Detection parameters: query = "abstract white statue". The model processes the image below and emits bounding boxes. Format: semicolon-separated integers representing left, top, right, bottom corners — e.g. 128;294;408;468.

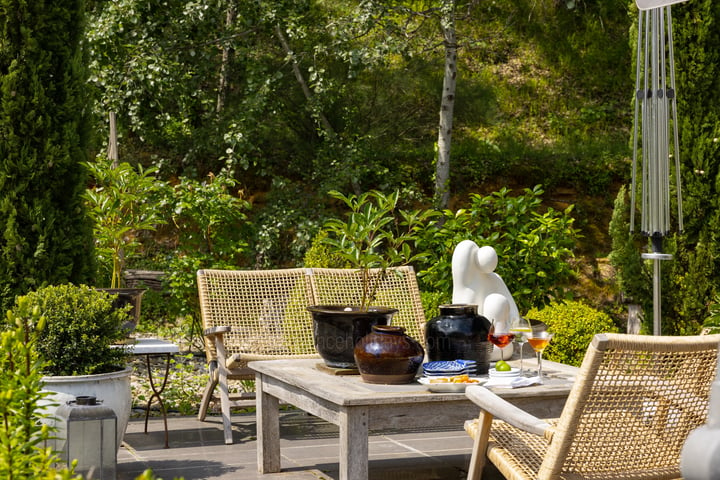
451;240;520;360
451;240;520;327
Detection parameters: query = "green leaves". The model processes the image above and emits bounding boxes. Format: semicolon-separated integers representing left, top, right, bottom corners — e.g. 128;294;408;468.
84;158;166;288
416;185;579;312
322;190;437;309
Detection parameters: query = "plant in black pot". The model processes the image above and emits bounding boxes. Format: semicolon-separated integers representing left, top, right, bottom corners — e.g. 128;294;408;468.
84;157;166;331
7;283;133;453
308;190;435;369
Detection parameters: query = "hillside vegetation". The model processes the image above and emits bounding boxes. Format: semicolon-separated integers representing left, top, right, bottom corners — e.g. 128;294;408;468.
87;1;636;315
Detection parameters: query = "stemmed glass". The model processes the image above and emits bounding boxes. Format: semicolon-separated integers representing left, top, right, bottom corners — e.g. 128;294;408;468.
527;331;554;382
509;317;532;376
488;320;515;362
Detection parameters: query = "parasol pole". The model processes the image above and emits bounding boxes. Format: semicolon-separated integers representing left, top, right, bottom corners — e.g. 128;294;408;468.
631;0;686;335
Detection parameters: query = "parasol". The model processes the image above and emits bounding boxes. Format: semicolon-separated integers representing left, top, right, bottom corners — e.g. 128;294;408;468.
630;0;687;335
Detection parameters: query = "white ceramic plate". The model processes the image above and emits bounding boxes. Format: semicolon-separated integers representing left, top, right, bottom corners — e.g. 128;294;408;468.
488;367;521;377
418;376;487;393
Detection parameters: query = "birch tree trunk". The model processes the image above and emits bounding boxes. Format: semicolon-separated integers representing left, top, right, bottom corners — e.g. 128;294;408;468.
275;24;335;137
434;0;458;210
217;3;236;114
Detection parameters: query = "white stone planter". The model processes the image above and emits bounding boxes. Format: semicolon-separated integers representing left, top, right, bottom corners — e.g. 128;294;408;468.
39;366;133;453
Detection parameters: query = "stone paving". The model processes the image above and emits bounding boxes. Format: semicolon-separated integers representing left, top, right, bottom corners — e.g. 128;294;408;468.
117;410;503;480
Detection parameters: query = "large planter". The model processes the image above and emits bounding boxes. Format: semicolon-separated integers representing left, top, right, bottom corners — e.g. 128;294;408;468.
39;366;133;453
308;305;398;369
425;304;493;374
354;325;424;384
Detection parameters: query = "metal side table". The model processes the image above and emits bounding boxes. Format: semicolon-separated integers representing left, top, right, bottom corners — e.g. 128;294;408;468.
128;338;179;448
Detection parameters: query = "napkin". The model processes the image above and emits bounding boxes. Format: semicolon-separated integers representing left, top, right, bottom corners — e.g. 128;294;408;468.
485;375;542;388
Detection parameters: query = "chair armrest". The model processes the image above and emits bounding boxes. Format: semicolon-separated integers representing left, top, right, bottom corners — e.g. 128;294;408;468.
465;385;551;436
204;325;231;337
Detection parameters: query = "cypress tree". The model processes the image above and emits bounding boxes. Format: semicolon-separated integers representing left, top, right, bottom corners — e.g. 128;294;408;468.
675;0;720;243
670;0;720;333
0;0;96;312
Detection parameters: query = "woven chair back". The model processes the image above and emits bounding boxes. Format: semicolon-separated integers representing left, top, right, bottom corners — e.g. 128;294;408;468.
196;268;316;364
307;266;427;343
539;333;720;479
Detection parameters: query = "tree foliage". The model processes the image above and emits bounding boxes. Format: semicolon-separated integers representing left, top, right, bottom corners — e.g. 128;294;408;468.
0;0;96;312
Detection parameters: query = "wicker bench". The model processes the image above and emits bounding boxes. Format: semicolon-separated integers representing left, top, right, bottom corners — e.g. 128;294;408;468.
196;266;426;444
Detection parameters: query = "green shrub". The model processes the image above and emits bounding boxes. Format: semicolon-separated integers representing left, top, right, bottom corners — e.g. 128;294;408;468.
303;230;351;268
416;185;579;313
526;300;620;367
154;172;252;346
1;297;79;479
9;284;130;376
703;295;720;334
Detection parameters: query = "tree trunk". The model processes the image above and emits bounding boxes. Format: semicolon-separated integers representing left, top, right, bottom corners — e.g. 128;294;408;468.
434;0;458;210
275;24;335;137
217;4;236;114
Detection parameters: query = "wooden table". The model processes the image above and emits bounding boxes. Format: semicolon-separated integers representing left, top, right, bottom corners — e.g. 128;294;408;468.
250;358;578;480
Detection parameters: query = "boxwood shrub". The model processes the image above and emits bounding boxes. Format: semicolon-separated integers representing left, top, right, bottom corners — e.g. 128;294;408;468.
526;300;620;367
9;284;130;376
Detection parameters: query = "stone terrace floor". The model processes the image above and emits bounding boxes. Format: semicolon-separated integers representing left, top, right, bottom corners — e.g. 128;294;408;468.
117;410;506;480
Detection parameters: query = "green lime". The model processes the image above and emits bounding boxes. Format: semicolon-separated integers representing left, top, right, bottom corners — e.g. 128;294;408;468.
495;360;511;372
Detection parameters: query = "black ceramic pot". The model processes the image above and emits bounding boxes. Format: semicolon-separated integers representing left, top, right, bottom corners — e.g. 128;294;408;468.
425;304;492;374
354;325;425;384
308;305;397;369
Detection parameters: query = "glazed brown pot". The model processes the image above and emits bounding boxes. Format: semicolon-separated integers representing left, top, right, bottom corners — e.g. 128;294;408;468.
308;305;397;369
354;325;425;384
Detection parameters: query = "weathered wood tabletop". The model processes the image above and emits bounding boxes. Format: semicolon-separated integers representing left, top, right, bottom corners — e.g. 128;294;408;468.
250;358;578;480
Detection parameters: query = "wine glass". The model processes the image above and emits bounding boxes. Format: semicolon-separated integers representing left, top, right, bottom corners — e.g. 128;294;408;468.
488;320;515;362
527;331;554;382
509;317;532;375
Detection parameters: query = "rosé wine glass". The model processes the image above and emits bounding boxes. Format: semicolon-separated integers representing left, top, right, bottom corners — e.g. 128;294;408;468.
488;320;515;363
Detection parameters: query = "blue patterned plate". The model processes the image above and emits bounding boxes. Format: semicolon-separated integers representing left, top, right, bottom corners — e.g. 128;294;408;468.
422;360;476;375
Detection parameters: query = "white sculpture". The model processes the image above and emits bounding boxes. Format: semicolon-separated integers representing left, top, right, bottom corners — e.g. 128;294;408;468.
451;240;520;360
451;240;520;326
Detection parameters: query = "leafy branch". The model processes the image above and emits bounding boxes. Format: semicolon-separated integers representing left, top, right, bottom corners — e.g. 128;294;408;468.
322;190;437;309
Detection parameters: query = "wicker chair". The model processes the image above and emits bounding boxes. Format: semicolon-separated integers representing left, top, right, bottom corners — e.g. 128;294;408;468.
196;268;320;444
464;333;720;480
307;266;427;343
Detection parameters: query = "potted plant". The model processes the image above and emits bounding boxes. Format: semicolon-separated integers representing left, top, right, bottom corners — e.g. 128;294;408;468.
307;190;435;368
84;156;166;330
8;283;134;453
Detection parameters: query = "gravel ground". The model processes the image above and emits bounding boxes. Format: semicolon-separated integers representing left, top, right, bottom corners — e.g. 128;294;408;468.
128;350;214;418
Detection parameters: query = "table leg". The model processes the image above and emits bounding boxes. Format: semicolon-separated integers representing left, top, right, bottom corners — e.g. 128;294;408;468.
339;407;369;480
143;353;172;448
256;373;281;473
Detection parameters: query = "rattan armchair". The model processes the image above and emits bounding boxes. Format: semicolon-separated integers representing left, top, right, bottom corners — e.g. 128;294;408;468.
196;268;320;444
464;333;720;480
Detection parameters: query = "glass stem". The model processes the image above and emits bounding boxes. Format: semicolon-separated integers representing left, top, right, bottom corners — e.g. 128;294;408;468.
519;346;524;374
537;352;543;381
